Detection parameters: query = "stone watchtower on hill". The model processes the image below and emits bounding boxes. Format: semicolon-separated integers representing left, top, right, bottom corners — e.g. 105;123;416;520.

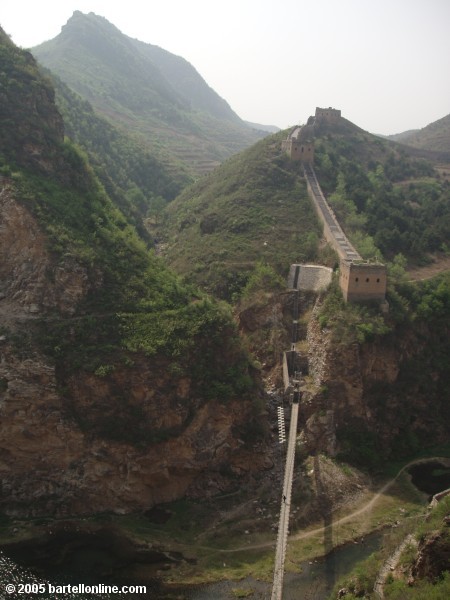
281;124;315;163
283;108;387;305
282;107;341;163
339;260;387;303
315;106;341;123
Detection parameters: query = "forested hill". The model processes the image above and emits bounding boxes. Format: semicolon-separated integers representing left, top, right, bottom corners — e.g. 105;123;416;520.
161;116;450;299
312;117;450;262
46;70;191;237
162;131;323;299
32;11;266;176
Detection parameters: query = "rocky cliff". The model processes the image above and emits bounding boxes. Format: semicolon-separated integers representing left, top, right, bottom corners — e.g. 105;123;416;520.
0;176;271;518
238;285;449;467
0;29;269;518
302;300;450;464
0;182;95;315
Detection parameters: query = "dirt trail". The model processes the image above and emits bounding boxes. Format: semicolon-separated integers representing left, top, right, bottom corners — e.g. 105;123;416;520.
208;457;449;554
407;254;450;281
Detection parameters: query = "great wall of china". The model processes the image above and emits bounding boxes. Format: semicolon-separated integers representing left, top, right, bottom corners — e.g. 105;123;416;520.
271;109;389;599
283;107;388;305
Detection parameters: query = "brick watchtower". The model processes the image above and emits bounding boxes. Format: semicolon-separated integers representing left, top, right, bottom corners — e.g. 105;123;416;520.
282;125;315;163
339;260;387;303
315;106;341;123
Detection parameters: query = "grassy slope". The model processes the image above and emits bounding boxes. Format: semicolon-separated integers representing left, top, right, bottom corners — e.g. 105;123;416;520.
162;131;325;299
329;494;450;599
162;117;450;300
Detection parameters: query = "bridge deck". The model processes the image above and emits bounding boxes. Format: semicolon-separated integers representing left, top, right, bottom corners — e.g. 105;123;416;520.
271;401;299;600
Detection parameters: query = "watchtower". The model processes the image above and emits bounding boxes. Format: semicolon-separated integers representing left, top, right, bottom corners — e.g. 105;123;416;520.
339;260;387;303
282;125;315;163
315;106;341;123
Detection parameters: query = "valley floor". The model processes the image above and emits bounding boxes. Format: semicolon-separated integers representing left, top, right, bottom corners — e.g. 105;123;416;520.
157;457;440;585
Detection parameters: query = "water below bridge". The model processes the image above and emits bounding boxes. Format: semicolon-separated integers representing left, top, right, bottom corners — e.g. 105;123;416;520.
0;529;382;600
1;464;448;599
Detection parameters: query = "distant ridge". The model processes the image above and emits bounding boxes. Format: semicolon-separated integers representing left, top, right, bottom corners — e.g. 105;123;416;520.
245;120;281;133
382;129;419;142
385;113;450;155
32;11;266;175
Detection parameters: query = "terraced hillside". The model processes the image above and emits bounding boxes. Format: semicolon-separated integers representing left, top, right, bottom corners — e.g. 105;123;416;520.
32;11;266;177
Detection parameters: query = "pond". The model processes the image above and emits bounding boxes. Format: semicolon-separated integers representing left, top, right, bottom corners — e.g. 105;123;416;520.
407;460;450;500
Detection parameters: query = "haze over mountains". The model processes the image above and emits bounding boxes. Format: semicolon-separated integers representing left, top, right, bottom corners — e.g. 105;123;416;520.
0;23;264;517
30;10;450;179
33;11;267;176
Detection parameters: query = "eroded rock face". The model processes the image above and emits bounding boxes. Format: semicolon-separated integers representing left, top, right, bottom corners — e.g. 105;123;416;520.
238;290;315;388
0;340;265;516
411;529;450;582
0;323;267;517
303;304;449;457
0;183;268;517
0;184;95;315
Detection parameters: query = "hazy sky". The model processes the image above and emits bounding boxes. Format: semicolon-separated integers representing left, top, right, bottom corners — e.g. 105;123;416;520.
2;0;449;134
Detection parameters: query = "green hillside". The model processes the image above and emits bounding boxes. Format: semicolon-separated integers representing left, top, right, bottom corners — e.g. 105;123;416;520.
312;118;450;262
32;11;265;176
2;26;449;597
162;131;324;299
128;36;242;123
331;495;450;599
161;117;450;299
0;26;256;407
47;70;192;237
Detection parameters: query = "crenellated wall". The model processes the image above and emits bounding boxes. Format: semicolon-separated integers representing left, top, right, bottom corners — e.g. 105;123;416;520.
283;108;386;303
303;164;387;303
303;164;361;262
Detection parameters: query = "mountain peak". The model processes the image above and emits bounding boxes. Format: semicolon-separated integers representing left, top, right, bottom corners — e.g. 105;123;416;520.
32;13;265;175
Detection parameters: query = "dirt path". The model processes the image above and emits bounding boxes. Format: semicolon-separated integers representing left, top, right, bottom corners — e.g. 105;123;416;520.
208;457;449;554
407;254;450;281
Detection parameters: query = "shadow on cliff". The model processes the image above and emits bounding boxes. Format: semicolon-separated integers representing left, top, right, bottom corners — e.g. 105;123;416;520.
313;452;336;592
